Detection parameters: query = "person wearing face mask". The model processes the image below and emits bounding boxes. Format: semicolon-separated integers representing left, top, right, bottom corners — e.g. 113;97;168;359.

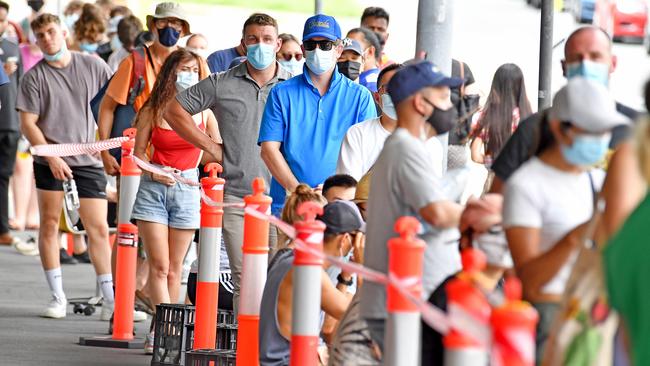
70;3;106;57
100;2;190;177
346;27;382;92
276;33;303;75
106;15;143;72
130;49;218;354
357;61;464;354
16;13;113;319
503;77;629;362
336;63;401;181
337;37;364;82
164;13;290;316
20;0;46;41
489;26;638;195
185;33;209;60
258;14;377;217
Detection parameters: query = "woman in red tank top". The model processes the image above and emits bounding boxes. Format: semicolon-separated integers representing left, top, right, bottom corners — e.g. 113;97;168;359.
130;49;220;330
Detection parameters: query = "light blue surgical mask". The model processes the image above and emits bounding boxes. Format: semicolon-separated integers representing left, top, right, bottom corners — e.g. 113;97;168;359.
566;60;610;87
246;43;276;70
279;58;304;75
380;93;397;120
305;48;335;75
64;13;80;32
176;71;199;91
43;40;67;62
110;36;122;52
79;41;99;54
560;132;611;167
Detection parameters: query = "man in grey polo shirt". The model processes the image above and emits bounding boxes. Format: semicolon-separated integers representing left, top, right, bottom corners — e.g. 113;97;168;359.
164;13;289;314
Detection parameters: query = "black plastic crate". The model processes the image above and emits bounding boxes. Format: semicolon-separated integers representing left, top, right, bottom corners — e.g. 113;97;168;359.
183;310;238;353
185;349;236;366
152;304;195;366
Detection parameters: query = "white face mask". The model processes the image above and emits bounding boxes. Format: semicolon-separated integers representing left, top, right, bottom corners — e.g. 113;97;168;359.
305;48;335;75
380;93;397;120
176;71;199;90
279;58;304;75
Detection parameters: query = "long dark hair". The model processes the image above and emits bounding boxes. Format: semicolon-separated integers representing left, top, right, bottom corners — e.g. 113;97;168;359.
141;49;207;125
473;63;532;158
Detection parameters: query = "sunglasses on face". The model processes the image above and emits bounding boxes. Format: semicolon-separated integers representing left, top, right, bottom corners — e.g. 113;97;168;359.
303;39;335;51
279;53;303;62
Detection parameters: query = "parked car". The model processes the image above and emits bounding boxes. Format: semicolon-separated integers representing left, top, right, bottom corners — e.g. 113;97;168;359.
566;0;597;23
594;0;648;42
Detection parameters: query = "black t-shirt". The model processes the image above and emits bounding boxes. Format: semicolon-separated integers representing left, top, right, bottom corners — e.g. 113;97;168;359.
491;102;639;182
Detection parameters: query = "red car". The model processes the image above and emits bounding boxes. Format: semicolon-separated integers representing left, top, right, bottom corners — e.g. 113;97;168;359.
594;0;648;41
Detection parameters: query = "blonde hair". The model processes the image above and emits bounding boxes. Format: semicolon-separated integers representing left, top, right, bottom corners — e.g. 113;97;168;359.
277;184;326;249
635;117;650;183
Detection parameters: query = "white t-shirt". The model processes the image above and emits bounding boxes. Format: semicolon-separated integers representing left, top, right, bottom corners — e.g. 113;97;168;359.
424;136;444;178
336;117;391;181
502;157;605;295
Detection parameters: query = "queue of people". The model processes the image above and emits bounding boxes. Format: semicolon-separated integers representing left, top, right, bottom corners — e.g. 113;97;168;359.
0;1;648;366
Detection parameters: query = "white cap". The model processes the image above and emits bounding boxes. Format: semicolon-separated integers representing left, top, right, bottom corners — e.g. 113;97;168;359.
549;77;630;133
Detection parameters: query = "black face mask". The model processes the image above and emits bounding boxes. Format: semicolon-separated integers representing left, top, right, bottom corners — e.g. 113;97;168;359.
28;0;45;12
337;61;362;81
424;98;458;134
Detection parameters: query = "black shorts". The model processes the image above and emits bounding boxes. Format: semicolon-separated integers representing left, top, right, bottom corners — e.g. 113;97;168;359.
33;162;107;199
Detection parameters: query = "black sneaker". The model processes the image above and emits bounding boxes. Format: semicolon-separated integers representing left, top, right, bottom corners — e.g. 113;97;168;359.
73;251;91;264
60;248;78;265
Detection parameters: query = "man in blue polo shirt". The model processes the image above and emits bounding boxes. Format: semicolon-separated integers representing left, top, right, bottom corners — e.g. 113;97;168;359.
258;14;377;215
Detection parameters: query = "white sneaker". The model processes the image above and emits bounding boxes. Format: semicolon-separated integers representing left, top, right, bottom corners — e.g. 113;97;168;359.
100;300;114;321
13;238;39;256
100;301;148;322
144;331;155;355
133;309;148;322
41;296;67;318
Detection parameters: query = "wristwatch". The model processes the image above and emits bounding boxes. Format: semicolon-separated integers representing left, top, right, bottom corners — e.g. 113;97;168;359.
337;273;353;286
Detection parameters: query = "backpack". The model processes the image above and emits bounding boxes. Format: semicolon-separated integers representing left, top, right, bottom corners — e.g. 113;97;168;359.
449;61;480;145
91;47;148;163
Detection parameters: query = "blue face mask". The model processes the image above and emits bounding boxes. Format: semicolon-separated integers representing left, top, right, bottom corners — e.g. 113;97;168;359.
64;13;79;31
246;43;276;70
176;71;199;91
110;36;122;51
566;60;609;86
158;26;180;47
560;132;611;167
380;93;397;120
305;48;335;75
43;40;67;62
79;41;99;54
279;58;304;75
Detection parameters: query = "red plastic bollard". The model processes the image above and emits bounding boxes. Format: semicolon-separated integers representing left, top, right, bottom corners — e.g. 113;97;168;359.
194;163;225;350
236;178;272;366
443;248;491;366
113;128;142;341
289;202;325;366
491;277;539;366
384;217;426;366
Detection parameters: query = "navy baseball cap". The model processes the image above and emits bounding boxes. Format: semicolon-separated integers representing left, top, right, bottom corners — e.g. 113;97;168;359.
388;61;463;106
341;38;363;55
303;14;341;42
318;200;366;235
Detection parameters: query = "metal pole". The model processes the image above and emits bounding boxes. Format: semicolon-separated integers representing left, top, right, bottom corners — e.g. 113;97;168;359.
416;0;454;172
315;0;323;14
538;0;554;110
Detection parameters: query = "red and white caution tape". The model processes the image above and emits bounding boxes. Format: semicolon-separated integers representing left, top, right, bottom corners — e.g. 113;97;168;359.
30;137;129;157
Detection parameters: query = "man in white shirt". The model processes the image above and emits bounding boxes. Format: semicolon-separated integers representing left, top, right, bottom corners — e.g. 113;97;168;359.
336;63;401;180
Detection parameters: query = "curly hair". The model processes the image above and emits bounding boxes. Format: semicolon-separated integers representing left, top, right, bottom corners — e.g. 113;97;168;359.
277;184;326;248
73;3;105;42
140;49;208;126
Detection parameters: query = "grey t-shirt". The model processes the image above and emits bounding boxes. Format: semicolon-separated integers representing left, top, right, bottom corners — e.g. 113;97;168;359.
176;62;291;198
16;52;111;167
358;128;446;320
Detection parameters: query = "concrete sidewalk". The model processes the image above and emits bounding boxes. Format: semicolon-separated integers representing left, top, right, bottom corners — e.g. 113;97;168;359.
0;232;151;366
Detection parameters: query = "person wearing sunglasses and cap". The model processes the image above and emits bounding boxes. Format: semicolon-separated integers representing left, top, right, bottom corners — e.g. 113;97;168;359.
258;14;377;217
276;33;303;75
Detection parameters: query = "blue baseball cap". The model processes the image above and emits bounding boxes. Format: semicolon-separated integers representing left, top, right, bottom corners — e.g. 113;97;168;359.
388;61;463;106
303;14;341;42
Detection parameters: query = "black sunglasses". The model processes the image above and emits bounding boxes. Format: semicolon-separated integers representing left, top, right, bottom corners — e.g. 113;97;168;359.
303;40;335;51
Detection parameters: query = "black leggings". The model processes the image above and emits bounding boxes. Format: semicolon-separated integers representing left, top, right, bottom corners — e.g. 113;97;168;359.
187;272;234;311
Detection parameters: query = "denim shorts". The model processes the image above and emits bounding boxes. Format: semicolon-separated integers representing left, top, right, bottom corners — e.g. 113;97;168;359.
131;168;200;229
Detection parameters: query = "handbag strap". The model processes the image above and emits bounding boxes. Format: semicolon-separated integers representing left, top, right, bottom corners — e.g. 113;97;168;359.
459;61;466;97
